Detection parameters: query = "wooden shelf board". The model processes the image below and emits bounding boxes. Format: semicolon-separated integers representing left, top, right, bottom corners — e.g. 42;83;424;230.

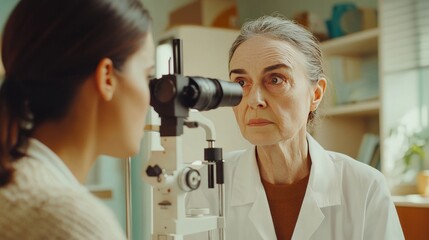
320;28;379;56
393;194;429;208
86;185;113;200
322;100;380;117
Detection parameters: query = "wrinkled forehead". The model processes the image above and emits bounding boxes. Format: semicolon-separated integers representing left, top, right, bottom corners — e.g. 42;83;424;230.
229;35;307;72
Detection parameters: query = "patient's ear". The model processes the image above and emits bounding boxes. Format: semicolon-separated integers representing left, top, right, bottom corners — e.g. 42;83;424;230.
94;58;117;101
310;78;327;111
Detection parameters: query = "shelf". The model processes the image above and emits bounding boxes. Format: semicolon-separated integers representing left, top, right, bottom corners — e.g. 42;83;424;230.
393;194;429;208
320;28;379;57
86;185;113;200
322;100;380;117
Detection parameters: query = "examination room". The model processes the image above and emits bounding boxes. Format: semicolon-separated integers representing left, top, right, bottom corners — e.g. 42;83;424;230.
0;0;428;239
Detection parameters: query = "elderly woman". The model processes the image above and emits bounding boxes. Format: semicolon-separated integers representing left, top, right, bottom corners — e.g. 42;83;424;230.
188;15;404;240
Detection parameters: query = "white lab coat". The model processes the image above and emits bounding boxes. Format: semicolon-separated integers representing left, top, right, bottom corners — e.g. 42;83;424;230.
186;134;404;240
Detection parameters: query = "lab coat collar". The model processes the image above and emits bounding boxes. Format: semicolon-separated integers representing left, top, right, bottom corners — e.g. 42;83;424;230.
248;185;278;240
229;142;277;239
230;133;342;239
305;133;342;208
230;133;342;207
291;134;343;239
230;145;260;206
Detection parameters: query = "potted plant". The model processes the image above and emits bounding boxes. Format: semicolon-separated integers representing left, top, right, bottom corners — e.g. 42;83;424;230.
400;129;429;196
387;125;429;195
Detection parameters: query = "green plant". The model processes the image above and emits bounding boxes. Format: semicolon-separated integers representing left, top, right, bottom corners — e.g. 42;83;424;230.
389;125;428;170
403;142;426;168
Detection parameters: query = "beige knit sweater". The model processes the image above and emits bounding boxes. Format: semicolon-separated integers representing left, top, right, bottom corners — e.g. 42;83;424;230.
0;139;126;240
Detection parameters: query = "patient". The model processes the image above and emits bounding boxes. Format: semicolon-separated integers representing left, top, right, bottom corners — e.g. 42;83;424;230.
0;0;154;239
187;15;404;240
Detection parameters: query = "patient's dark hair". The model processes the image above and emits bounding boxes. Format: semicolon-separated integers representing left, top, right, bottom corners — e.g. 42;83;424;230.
0;0;151;187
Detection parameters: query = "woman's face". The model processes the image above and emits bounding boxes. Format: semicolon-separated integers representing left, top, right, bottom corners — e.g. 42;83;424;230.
229;35;315;146
108;32;155;157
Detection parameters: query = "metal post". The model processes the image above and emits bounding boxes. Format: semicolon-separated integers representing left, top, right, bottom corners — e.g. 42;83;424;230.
218;184;225;240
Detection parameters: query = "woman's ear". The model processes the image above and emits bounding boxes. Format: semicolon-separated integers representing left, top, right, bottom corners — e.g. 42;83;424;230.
94;58;117;101
310;78;327;111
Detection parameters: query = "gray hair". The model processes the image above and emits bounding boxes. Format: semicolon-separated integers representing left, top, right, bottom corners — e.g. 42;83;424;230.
229;15;325;82
229;15;326;127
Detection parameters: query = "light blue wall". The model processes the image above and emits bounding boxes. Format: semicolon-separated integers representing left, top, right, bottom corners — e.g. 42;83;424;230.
131;130;152;240
90;156;127;233
0;0;18;33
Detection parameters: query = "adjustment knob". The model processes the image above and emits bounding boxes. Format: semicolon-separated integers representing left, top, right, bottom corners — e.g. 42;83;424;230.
179;167;201;192
146;165;162;177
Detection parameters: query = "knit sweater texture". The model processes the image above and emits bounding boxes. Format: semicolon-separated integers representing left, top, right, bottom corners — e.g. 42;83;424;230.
0;139;126;240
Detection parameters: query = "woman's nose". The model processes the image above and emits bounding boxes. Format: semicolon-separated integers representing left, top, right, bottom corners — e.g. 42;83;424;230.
247;85;266;109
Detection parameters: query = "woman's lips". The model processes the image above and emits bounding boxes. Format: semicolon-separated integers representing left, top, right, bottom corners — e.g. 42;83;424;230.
247;119;273;126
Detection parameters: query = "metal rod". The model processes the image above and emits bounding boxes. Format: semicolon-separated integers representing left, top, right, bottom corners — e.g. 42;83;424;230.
218;184;225;240
172;39;183;75
125;157;132;240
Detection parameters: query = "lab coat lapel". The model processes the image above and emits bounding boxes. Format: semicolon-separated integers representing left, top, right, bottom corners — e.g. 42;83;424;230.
248;187;277;240
230;147;260;206
292;134;342;240
230;147;276;239
292;188;325;240
229;135;342;240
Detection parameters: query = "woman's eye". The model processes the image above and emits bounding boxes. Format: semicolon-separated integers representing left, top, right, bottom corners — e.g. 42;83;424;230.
270;76;283;85
234;78;247;87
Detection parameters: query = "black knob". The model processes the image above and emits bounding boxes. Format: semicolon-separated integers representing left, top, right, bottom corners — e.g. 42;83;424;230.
146;165;162;177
